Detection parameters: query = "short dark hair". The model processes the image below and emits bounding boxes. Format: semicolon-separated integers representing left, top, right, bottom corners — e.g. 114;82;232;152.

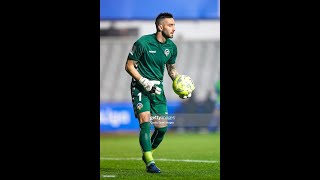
155;12;173;26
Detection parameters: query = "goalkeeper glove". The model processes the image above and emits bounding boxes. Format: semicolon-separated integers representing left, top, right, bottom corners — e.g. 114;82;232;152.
139;77;162;95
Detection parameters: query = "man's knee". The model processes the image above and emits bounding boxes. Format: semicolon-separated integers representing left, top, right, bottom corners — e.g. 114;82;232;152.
157;126;168;135
138;111;151;124
153;117;168;128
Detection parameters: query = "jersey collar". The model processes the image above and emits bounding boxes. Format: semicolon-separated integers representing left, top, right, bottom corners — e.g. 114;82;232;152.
152;33;169;45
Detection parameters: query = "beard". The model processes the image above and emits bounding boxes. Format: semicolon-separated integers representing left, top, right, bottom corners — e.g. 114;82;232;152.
162;31;173;39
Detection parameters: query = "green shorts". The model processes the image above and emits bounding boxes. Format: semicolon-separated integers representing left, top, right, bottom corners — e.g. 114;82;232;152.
131;78;168;118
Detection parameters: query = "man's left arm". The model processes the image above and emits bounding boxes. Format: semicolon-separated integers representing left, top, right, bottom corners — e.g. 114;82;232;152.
166;63;180;81
166;63;193;99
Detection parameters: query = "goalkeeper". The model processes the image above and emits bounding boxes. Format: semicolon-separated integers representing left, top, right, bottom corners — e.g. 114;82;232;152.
125;12;192;173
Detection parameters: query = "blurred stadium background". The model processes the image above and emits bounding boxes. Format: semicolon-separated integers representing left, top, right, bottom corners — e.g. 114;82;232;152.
100;0;220;178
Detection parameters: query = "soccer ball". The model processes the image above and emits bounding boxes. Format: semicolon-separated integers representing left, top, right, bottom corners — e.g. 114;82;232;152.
172;75;195;96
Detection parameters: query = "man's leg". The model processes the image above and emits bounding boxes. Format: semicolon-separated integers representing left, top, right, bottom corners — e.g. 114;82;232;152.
151;124;168;151
138;112;155;166
132;84;161;173
138;112;161;173
149;83;169;153
150;102;169;153
132;81;164;173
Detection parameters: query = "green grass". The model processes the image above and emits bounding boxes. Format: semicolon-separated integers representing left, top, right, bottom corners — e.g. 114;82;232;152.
100;132;220;179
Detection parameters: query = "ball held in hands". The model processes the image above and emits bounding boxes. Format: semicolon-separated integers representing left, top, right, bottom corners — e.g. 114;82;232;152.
172;75;195;99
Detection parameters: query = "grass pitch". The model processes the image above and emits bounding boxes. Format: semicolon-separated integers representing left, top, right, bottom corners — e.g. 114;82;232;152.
100;132;220;179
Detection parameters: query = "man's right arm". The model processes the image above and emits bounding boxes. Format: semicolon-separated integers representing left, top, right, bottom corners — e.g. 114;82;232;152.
125;59;142;81
125;59;161;95
125;40;161;94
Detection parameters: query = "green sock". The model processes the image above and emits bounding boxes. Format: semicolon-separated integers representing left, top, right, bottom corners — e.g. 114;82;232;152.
139;122;152;152
151;126;168;150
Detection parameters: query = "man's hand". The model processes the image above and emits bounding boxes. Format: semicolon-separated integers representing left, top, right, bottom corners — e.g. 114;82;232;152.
139;77;162;95
179;93;192;99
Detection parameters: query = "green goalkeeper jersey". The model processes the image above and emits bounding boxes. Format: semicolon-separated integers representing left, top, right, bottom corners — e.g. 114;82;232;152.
128;33;177;81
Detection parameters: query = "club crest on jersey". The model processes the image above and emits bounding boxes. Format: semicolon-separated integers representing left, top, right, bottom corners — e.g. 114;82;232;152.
164;49;170;56
136;103;143;110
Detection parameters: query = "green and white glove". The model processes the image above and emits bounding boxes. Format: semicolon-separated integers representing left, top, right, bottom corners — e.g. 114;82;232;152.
139;77;162;95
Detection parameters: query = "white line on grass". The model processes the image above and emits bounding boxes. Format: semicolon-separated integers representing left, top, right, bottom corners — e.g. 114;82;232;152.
100;157;219;163
102;175;115;178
